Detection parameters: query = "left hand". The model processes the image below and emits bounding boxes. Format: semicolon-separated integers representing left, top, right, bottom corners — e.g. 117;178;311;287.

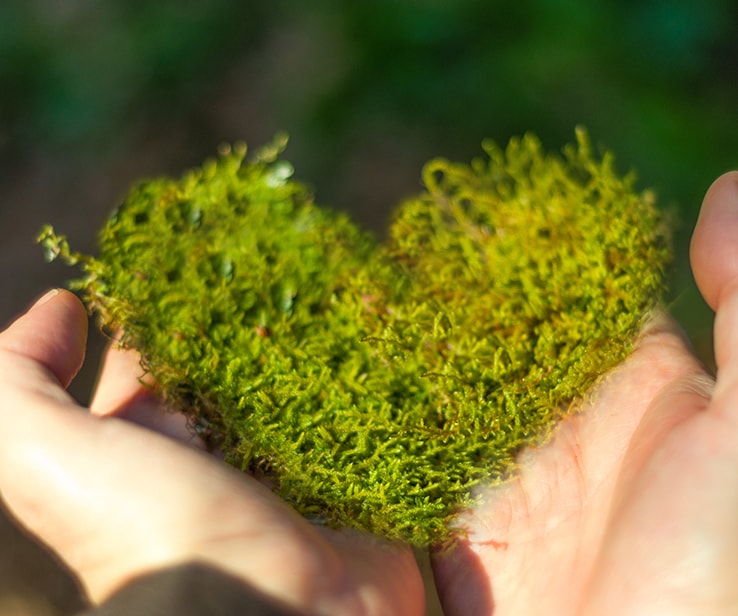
0;289;424;616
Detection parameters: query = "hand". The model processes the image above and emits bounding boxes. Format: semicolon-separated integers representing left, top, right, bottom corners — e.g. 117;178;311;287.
433;172;738;615
0;291;424;614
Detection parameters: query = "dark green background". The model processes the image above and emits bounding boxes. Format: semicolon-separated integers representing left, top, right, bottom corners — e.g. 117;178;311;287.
0;2;737;613
3;0;737;389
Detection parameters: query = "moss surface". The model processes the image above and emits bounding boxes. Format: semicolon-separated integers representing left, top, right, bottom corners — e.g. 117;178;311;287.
39;129;671;545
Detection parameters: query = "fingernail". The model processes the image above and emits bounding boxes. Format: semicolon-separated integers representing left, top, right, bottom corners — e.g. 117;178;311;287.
34;288;61;307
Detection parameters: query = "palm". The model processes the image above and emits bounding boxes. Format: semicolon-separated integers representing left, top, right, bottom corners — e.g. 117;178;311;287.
431;171;738;616
432;319;729;615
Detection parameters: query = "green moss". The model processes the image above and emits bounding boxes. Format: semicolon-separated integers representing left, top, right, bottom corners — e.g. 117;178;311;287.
39;128;670;546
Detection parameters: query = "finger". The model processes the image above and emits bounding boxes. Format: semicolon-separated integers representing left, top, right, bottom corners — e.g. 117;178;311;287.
0;395;216;602
91;343;205;447
691;170;738;377
316;528;425;616
689;171;738;421
0;289;88;389
713;280;738;391
90;342;153;415
0;374;342;607
690;171;738;312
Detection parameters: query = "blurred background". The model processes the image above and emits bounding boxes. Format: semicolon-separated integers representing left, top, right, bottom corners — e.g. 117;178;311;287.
1;1;736;613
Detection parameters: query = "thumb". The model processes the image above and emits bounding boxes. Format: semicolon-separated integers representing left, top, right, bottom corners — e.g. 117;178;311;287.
690;171;738;313
692;171;738;403
0;289;88;389
713;281;738;392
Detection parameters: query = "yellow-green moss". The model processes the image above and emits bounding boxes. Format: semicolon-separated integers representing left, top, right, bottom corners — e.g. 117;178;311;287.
39;129;670;546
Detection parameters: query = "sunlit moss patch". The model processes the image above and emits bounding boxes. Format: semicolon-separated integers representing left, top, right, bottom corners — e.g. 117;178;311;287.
39;129;670;545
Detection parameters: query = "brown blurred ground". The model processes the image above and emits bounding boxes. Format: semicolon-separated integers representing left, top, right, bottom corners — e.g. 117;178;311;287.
0;505;86;615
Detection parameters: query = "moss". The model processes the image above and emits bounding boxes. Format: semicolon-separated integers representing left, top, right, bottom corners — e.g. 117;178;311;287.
39;128;671;546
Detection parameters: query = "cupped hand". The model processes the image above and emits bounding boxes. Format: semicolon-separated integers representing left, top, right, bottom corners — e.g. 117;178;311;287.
0;291;424;615
433;172;738;615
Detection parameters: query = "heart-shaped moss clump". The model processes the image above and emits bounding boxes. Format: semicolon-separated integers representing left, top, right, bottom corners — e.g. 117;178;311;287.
39;129;670;546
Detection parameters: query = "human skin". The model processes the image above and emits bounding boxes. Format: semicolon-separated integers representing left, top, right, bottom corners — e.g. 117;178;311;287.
0;172;737;615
